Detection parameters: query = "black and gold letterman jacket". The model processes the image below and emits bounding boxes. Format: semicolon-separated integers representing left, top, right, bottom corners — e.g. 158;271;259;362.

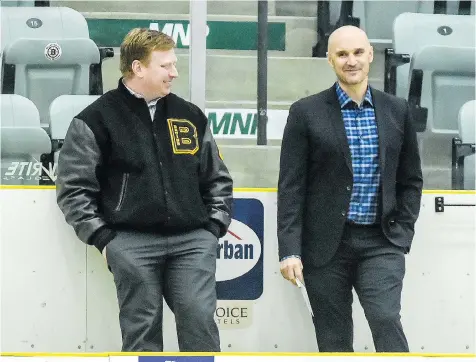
56;79;233;252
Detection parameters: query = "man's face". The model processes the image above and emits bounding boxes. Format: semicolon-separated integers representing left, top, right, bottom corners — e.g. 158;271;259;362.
141;48;179;99
327;30;373;87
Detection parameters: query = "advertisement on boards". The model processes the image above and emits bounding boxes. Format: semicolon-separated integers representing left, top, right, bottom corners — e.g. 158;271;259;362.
207;109;288;140
214;198;264;329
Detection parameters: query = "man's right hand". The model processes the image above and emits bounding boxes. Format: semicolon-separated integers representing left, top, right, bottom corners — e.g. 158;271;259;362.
280;257;303;286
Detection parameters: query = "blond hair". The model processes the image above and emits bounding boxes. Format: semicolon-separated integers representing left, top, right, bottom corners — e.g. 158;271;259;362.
119;28;176;78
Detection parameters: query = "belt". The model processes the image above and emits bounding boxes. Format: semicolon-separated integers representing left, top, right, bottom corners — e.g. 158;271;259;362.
345;221;380;229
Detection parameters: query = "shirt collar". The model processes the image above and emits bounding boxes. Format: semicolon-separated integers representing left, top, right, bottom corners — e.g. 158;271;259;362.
335;82;373;109
122;79;161;107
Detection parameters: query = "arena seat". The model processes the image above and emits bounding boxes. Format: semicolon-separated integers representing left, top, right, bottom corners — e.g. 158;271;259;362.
49;95;100;162
385;12;475;99
452;100;475;190
1;6;113;133
0;94;52;185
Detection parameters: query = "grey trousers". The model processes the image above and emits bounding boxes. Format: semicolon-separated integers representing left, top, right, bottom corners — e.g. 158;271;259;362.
304;223;408;352
105;228;220;352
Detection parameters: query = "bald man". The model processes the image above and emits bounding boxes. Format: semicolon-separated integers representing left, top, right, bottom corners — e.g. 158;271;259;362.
277;26;422;352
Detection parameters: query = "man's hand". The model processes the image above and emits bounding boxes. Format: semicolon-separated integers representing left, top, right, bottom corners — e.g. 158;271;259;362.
280;257;303;285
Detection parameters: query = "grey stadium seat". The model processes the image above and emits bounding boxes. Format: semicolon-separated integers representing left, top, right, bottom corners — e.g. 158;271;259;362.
408;45;475;133
452;100;475;190
407;45;474;189
1;7;112;133
383;12;475;189
0;6;89;44
0;94;52;185
49;95;100;163
459;101;475;190
354;0;474;49
388;12;475;100
353;0;434;49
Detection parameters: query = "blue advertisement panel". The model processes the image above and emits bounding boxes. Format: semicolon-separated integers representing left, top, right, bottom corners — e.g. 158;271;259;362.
216;198;264;300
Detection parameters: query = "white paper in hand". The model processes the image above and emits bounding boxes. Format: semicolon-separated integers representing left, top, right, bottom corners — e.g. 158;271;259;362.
296;278;314;317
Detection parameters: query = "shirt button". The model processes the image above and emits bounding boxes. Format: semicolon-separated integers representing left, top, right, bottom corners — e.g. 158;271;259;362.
346;186;351;191
341;211;346;216
160;162;163;167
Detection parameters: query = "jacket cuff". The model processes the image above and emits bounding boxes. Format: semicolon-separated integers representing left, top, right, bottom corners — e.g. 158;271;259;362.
280;255;301;262
90;227;116;253
205;220;222;239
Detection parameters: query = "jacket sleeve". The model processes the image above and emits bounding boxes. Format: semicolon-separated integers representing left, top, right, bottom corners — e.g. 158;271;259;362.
395;102;423;225
56;118;115;252
277;102;308;260
199;124;233;238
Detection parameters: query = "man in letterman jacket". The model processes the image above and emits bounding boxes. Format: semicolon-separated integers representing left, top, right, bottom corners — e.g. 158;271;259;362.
56;28;233;352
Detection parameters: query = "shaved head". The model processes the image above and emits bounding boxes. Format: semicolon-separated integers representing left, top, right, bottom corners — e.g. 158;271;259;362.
327;26;371;55
327;26;374;91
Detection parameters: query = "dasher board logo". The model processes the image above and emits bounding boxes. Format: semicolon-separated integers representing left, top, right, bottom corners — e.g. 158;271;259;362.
2;161;57;183
215;300;253;329
138;357;214;362
216;198;264;300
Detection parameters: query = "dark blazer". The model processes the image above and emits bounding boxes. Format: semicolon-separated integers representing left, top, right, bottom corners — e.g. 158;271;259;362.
277;84;423;268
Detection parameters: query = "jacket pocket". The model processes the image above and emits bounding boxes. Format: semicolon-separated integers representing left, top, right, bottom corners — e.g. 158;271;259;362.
114;173;130;212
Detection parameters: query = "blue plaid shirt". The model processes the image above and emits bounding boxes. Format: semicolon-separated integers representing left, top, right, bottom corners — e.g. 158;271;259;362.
336;83;381;225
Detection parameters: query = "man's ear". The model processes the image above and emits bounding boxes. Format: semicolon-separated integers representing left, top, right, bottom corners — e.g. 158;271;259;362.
327;53;334;69
131;59;144;78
